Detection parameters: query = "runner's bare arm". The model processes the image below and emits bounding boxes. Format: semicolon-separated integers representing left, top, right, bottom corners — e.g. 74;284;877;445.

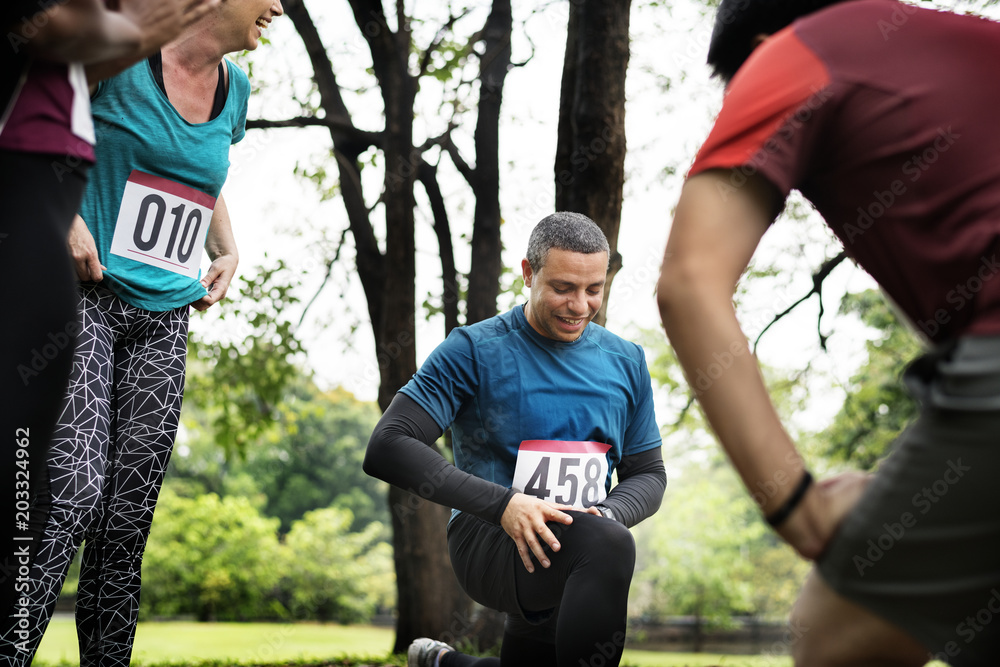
12;0;218;69
84;0;222;84
192;195;238;311
657;169;835;559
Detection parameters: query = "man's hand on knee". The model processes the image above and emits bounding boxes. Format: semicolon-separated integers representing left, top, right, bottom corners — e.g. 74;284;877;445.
501;493;576;573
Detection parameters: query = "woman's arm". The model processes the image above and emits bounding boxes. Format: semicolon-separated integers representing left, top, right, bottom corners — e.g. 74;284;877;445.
11;0;217;71
192;194;238;311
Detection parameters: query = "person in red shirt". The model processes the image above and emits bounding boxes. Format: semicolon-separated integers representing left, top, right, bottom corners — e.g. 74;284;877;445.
658;1;1000;665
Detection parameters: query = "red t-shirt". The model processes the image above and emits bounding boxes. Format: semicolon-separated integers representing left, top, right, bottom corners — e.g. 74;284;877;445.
690;0;1000;342
0;60;96;162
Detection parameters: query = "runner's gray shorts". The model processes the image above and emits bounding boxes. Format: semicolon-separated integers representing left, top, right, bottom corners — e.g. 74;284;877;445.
818;335;1000;666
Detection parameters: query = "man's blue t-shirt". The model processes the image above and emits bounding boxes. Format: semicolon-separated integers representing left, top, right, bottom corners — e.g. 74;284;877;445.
400;305;662;503
79;58;250;311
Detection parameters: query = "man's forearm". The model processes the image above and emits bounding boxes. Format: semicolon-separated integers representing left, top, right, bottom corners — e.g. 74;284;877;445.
601;448;666;528
659;279;804;515
364;393;515;525
658;172;836;558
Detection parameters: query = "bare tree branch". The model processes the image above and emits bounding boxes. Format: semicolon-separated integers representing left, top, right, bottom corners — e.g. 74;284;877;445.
246;116;382;147
282;0;355;125
673;393;697;430
752;250;849;354
440;133;476;185
418;161;460;334
297;226;351;329
465;0;510;325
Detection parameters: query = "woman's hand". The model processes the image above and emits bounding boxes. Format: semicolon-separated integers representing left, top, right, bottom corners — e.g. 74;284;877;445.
67;215;104;282
191;253;237;311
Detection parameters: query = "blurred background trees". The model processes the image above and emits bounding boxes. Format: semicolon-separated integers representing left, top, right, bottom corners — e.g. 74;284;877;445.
52;0;1000;652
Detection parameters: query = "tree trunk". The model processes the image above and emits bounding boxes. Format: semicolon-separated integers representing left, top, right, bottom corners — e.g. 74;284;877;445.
465;0;511;326
554;0;632;326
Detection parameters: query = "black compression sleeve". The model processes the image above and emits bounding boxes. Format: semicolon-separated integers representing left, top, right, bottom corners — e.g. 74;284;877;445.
599;447;667;528
363;393;516;525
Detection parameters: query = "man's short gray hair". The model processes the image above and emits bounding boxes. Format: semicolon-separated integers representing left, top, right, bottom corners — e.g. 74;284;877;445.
526;212;610;271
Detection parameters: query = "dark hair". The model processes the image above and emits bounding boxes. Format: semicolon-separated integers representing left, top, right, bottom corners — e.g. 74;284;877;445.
526;212;610;272
707;0;851;83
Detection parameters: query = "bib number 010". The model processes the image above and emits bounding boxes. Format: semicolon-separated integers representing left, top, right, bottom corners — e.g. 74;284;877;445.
132;195;203;264
110;170;216;278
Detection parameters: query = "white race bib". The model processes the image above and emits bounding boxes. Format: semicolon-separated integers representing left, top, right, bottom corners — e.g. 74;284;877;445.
110;170;215;278
511;440;611;509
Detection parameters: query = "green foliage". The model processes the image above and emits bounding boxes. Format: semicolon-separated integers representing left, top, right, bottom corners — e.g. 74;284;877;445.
638;327;810;454
820;289;922;469
142;490;286;621
496;262;526;316
171;383;387;534
245;386;379;532
186;260;305;456
281;508;395;623
140;488;394;624
632;458;809;625
634;329;811;627
636;463;754;624
293;157;341;202
422;37;475;83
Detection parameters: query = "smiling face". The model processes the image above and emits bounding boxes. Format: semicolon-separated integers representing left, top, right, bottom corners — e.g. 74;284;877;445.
220;0;284;51
522;248;608;343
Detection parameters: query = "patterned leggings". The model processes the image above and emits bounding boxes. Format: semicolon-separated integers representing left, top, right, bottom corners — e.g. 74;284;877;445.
0;284;188;667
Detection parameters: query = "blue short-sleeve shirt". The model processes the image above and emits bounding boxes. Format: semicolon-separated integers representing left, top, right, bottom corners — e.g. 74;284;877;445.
400;305;662;497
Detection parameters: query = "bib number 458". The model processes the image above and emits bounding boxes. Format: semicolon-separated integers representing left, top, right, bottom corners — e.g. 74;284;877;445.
512;440;611;509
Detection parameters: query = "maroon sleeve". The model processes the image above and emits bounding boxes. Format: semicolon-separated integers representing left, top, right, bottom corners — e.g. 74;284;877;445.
689;25;833;198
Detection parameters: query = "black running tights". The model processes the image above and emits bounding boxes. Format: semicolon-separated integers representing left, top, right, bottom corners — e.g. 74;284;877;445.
0;151;88;617
445;510;635;667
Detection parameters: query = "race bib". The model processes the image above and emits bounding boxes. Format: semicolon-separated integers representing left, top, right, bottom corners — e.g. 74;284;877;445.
511;440;611;509
110;170;215;278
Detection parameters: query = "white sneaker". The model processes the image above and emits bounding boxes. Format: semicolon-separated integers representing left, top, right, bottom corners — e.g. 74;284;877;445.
407;637;455;667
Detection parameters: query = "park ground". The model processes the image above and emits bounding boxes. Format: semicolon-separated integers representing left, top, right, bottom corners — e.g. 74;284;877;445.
32;618;795;667
33;618;949;667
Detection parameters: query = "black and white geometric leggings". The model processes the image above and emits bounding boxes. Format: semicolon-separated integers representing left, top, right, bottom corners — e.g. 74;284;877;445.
0;283;188;667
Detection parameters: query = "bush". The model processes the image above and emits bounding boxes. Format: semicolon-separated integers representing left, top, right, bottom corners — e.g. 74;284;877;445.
280;507;395;623
142;489;287;620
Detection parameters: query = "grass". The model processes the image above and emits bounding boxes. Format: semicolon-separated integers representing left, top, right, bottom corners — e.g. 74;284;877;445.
35;618;400;666
33;618;795;666
33;617;949;667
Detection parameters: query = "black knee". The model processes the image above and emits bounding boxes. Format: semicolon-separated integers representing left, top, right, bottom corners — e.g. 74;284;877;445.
557;512;635;579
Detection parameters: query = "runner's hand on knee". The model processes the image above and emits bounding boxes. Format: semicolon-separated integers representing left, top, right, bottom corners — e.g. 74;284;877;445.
777;471;871;560
501;493;575;573
819;471;870;528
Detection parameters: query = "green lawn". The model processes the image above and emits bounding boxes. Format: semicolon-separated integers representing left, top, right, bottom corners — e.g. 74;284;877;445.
33;618;942;667
33;618;791;666
35;619;398;665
